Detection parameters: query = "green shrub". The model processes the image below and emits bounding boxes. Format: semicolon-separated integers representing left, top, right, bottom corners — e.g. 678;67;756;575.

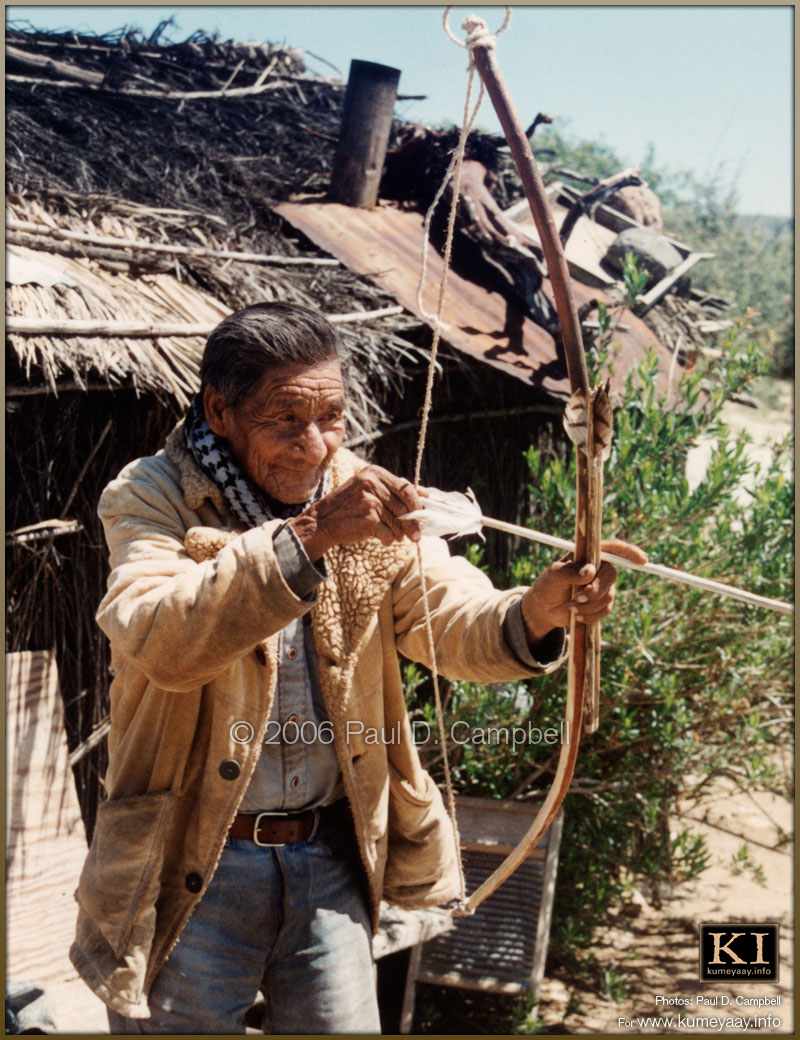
619;250;650;306
408;324;793;967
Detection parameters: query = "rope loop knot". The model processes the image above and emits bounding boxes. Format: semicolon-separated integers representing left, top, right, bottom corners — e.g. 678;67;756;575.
443;6;512;58
462;14;495;51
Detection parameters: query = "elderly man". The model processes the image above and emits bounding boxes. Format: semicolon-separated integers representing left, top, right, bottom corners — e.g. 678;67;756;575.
72;301;641;1034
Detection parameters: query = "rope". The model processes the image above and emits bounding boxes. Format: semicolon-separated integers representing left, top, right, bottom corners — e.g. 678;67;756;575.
412;71;482;486
442;6;512;50
412;540;467;904
413;25;492;483
409;10;513;911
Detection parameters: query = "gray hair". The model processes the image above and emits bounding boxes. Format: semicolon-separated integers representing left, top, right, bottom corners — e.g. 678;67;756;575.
200;301;346;411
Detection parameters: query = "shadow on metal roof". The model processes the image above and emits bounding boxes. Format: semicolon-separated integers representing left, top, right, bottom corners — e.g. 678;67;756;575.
276;199;673;400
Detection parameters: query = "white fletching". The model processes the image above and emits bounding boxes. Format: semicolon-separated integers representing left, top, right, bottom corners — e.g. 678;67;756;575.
403;487;485;540
403;485;793;616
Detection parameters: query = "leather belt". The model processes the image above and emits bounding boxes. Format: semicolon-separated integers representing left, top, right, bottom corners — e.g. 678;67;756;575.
229;800;349;847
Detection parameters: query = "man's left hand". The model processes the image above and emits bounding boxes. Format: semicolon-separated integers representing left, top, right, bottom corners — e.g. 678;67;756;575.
521;539;648;647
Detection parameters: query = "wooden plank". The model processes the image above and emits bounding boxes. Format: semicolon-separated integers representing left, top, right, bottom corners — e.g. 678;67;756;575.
697;319;734;334
5;650;109;1032
399;943;424;1033
635;252;715;315
559;168;643;247
6;307;403;337
554;183;694;255
530;810;564;989
374;904;453;959
506;196;619;288
455;794;563;850
461;840;548;856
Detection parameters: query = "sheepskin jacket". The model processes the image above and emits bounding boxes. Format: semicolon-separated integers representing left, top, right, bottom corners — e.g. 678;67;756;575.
70;424;565;1018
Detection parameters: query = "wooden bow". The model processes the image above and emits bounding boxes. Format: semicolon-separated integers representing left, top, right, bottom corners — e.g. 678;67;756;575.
454;25;611;915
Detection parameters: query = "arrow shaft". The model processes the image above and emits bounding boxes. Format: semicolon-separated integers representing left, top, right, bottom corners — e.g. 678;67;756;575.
476;515;793;616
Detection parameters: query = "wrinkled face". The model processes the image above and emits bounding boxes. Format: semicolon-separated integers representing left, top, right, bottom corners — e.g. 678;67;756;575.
203;358;346;504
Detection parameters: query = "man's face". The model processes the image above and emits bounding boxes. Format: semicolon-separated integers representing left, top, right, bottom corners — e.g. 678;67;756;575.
204;358;346;504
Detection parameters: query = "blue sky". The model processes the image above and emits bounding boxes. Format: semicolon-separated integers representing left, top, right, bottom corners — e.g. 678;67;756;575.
7;4;794;216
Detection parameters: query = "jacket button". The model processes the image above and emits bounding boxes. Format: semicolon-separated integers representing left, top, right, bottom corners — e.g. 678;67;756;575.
254;645;267;665
185;872;203;893
219;759;241;780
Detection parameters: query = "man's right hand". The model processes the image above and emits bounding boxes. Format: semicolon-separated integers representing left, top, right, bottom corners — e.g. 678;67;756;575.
288;465;423;562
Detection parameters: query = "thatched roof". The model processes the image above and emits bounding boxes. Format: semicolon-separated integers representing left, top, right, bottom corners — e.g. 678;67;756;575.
5;189;427;433
6;25;341;208
6;195;230;406
6;26;431;436
7;24;725;424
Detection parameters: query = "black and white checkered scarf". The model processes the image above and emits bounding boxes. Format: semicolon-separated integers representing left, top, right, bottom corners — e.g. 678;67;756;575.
184;395;327;527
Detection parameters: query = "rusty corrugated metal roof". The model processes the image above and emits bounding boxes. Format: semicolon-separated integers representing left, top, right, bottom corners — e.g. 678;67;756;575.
275;200;672;400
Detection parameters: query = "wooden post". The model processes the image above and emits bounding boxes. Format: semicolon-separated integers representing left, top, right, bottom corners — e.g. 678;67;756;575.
329;59;401;209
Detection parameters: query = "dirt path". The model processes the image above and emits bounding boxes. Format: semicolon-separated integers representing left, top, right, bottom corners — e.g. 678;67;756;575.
537;776;793;1035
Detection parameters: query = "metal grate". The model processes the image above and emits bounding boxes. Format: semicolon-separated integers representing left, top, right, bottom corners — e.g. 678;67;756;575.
418;853;547;991
414;799;564;995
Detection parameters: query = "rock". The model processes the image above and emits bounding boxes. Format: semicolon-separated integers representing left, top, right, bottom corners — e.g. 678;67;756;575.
618;888;649;917
607;184;663;229
604;227;684;286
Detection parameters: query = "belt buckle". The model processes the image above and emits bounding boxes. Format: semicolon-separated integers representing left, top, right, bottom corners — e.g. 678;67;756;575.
252;809;320;847
252;811;287;847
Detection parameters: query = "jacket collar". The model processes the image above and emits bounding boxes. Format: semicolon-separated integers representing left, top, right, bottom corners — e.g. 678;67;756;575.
164;419;228;515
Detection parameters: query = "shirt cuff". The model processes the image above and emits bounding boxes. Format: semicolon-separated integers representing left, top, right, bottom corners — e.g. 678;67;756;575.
272;522;327;602
503;596;567;670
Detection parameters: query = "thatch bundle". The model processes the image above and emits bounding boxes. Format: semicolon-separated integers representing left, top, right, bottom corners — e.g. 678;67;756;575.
6;25;341;212
7;197;230;404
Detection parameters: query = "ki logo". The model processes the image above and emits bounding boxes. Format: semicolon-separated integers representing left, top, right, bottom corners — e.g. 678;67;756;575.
698;923;779;982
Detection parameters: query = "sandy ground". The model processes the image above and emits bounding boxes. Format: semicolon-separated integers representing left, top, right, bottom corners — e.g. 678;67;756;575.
536;772;793;1036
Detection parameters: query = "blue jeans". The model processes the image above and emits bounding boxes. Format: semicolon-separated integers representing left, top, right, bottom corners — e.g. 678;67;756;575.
107;822;381;1034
